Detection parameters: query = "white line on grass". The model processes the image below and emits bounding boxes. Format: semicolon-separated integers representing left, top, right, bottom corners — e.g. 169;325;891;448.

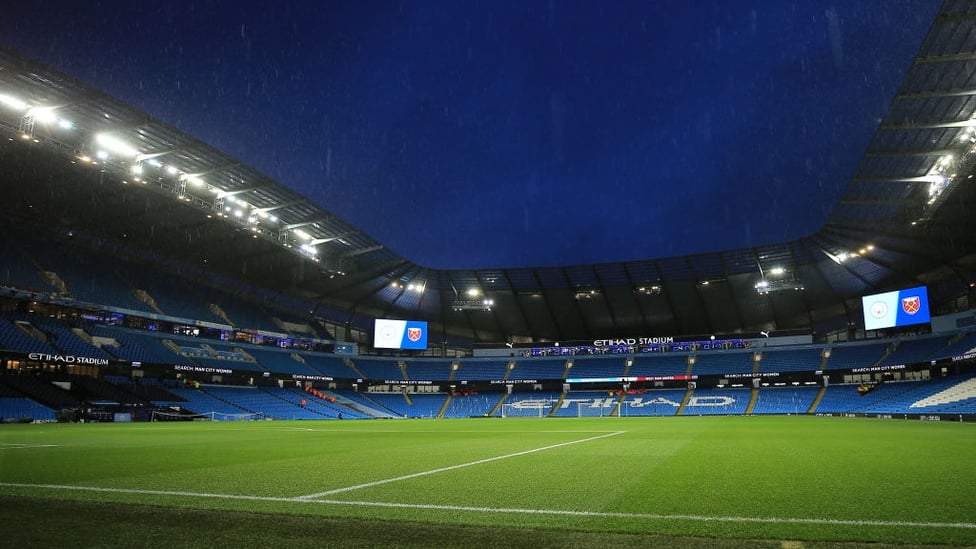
0;444;58;450
281;428;626;434
1;481;974;531
297;430;625;499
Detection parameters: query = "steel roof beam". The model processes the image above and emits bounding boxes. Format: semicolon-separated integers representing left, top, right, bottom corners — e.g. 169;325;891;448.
878;119;974;131
343;244;383;258
863;148;957;158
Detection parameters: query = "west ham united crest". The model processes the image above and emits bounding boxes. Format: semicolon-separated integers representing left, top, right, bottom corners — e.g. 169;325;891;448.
901;295;920;315
407;327;423;342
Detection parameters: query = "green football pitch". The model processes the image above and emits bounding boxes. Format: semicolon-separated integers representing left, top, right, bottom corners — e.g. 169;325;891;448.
1;416;974;548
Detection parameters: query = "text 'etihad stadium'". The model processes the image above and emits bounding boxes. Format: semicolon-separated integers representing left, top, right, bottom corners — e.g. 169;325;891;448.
27;353;110;366
593;337;675;346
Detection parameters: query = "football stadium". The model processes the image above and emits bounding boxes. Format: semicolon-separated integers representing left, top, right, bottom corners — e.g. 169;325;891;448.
2;2;976;548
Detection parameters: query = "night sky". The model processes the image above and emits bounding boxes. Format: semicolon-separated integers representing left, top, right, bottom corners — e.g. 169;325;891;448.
0;1;941;269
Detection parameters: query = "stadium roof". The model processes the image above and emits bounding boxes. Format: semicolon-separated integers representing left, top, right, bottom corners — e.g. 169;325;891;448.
1;2;975;345
0;1;943;270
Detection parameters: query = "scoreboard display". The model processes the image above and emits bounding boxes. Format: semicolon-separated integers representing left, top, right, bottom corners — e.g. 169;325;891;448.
373;319;429;350
861;286;931;331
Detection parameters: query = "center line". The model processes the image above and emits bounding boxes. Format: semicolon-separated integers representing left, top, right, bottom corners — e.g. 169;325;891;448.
297;431;625;499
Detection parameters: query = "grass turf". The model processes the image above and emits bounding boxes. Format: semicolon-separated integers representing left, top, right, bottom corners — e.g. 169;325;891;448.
0;415;974;547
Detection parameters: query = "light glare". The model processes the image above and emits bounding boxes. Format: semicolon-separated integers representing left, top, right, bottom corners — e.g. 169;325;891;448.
0;94;27;111
28;107;57;123
95;133;140;158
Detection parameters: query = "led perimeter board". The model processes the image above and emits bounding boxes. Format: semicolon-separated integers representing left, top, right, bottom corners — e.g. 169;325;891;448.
373;319;428;350
861;285;931;331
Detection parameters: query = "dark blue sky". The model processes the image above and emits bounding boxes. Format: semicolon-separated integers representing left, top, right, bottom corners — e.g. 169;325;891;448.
0;1;941;269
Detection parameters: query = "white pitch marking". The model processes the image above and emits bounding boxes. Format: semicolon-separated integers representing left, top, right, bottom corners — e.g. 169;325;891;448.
0;444;58;450
0;482;974;531
297;431;626;499
281;428;622;434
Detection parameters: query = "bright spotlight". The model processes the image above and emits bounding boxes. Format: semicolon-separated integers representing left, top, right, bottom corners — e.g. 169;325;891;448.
28;107;57;124
95;133;140;158
0;94;27;111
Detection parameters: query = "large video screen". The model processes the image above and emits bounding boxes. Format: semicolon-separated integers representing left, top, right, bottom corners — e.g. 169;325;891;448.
373;319;429;350
861;286;931;331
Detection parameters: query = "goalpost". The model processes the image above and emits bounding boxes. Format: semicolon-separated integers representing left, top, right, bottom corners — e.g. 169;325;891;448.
150;410;209;422
500;401;547;418
150;410;264;422
575;400;626;418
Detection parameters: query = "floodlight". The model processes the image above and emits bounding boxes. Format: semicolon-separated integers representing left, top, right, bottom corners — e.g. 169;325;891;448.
769;267;785;275
28;107;57;124
95;133;140;158
0;94;27;111
466;288;481;297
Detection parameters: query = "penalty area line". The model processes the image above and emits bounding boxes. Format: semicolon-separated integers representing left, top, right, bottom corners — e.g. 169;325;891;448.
297;430;626;499
0;481;974;531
